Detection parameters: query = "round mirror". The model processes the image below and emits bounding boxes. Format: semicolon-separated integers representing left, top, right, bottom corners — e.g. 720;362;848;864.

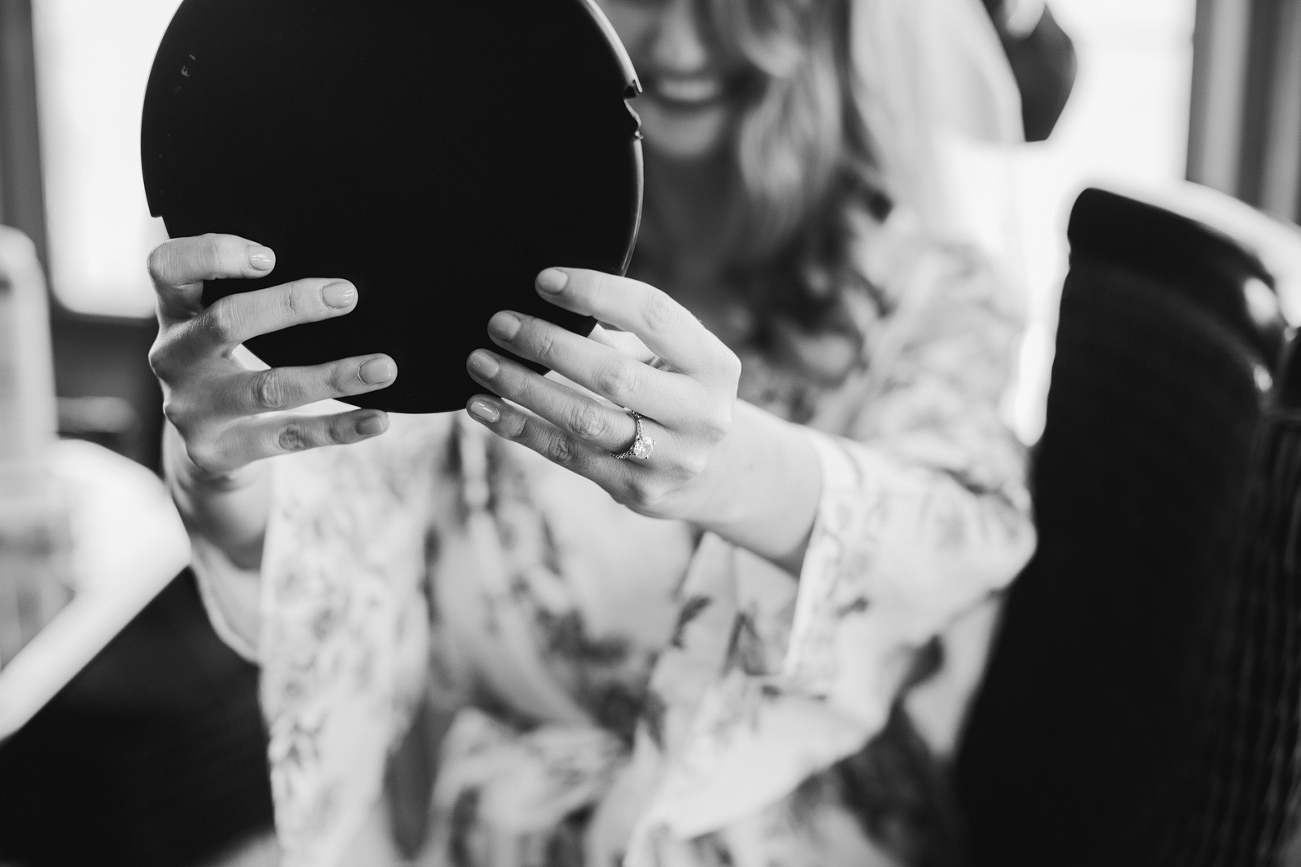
142;0;642;413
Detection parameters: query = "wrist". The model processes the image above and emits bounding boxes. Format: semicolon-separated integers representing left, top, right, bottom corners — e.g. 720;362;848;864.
691;402;821;575
162;422;270;569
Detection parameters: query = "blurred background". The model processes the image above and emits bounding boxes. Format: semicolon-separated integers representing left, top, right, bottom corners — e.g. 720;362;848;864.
2;0;1301;865
4;0;1263;447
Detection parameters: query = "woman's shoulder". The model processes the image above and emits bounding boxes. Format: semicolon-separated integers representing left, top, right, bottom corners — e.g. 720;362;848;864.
856;208;1016;318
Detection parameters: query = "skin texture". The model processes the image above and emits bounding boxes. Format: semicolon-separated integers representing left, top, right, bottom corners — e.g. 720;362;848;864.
149;235;396;568
154;0;821;575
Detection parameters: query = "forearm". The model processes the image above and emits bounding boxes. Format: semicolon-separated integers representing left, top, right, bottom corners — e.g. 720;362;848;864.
163;420;270;570
693;401;822;576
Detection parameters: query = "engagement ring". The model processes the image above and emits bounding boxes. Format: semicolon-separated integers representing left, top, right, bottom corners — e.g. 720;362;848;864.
612;410;655;461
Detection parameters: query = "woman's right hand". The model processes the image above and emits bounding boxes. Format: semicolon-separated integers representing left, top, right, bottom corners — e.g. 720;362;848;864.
147;233;398;482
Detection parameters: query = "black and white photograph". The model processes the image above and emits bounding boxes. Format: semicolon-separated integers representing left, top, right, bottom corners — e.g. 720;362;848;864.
2;0;1300;865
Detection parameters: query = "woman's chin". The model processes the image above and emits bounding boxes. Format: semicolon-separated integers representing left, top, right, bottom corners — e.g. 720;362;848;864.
638;100;732;163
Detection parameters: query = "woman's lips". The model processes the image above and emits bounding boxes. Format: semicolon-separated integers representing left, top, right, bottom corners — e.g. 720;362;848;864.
643;74;727;109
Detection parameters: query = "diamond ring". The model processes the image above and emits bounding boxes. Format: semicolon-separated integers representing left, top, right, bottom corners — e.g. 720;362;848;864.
611;409;655;461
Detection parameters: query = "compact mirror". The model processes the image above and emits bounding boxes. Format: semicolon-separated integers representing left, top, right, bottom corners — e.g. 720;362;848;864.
142;0;642;413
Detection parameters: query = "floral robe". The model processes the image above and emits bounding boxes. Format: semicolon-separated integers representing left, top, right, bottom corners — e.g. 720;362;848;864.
187;214;1035;867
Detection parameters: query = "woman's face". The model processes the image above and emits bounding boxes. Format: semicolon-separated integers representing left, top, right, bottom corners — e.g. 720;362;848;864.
597;0;748;163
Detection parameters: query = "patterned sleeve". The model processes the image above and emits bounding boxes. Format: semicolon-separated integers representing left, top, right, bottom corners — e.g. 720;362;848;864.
188;530;262;662
627;237;1035;856
785;238;1035;724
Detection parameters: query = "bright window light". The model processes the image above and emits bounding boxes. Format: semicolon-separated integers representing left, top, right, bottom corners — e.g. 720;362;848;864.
32;0;183;318
997;0;1197;442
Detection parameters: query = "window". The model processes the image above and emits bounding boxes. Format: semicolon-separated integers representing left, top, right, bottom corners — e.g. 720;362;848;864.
32;0;182;317
994;0;1198;441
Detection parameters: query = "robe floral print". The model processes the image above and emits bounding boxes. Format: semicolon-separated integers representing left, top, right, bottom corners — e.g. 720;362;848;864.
188;214;1035;867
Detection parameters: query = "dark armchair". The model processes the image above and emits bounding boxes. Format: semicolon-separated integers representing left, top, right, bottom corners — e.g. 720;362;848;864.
955;186;1298;866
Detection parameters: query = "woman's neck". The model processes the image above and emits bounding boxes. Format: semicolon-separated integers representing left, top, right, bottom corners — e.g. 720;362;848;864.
644;152;735;285
641;152;749;338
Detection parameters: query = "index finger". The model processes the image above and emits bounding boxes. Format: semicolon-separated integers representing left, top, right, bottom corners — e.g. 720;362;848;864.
147;233;276;323
534;268;736;382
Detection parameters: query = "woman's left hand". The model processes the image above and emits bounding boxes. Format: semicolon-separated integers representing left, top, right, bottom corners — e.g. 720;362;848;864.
465;267;743;524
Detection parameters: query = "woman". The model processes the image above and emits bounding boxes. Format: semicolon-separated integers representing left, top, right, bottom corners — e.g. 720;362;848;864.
148;0;1034;864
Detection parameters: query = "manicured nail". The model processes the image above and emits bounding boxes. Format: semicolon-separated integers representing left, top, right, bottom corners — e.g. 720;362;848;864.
323;281;357;308
537;269;568;294
488;312;521;341
468;399;500;423
358;357;394;385
356;413;388;436
467;350;500;379
248;246;275;271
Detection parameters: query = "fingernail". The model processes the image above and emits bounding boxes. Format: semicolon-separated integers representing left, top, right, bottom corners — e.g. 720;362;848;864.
323;281;357;308
358;357;394;384
248;246;275;271
488;312;521;341
356;413;388;436
468;399;500;423
537;269;568;294
467;350;500;379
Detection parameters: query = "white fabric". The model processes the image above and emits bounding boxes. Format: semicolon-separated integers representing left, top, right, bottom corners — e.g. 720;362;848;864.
182;214;1034;867
851;0;1025;233
0;440;191;738
175;2;1038;861
190;534;260;663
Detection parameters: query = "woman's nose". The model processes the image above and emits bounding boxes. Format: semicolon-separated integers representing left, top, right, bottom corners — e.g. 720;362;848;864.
649;0;713;74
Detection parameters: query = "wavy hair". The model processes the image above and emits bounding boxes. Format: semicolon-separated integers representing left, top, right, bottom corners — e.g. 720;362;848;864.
640;0;893;345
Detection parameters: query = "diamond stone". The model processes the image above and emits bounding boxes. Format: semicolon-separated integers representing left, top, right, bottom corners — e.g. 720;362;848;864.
632;436;654;460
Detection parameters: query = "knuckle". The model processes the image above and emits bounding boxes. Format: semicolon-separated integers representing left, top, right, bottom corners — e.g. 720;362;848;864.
533;327;559;364
163;396;207;438
203;300;240;344
567;401;608;441
200;233;226;272
277;422;313;453
642;291;679;333
677;450;709;478
328;414;361;444
503;411;530;441
597;361;639;402
147;339;172;380
280;283;312;321
701;405;734;441
546;431;577;466
719;347;743;382
509;372;539;407
586;270;611;302
613;483;637;508
161;395;188;429
622;476;668;510
184;440;221;474
252;369;289;411
328;362;357;396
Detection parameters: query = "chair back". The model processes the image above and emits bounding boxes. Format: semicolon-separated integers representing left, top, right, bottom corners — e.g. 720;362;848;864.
1155;339;1301;867
955;188;1281;866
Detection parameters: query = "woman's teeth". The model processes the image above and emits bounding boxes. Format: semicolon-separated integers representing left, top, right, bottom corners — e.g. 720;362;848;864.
651;76;723;105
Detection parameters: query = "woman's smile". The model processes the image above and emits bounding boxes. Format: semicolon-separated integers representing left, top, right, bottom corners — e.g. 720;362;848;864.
642;71;729;109
598;0;747;161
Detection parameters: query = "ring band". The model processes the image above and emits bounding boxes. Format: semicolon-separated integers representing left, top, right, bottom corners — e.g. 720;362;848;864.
611;410;655;461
